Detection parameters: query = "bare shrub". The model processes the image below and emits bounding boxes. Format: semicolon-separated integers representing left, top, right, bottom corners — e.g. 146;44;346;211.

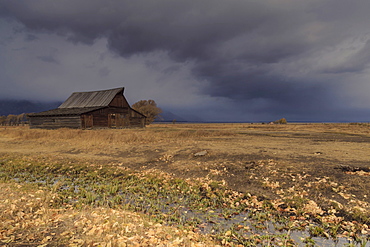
274;118;287;124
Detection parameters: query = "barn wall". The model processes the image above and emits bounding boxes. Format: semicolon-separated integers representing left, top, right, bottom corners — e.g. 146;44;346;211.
109;94;130;108
129;110;146;127
87;107;145;128
29;116;81;129
88;107;129;127
29;107;145;129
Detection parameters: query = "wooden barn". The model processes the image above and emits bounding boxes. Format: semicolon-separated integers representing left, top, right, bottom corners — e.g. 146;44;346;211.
27;87;146;129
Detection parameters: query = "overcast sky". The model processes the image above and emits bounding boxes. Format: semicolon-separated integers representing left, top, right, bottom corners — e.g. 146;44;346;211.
1;0;370;122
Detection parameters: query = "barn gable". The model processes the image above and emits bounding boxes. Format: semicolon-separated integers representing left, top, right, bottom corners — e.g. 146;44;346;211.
28;87;146;129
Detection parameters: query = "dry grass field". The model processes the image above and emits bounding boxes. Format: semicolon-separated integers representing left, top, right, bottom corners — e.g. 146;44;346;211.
0;123;370;246
1;123;370;197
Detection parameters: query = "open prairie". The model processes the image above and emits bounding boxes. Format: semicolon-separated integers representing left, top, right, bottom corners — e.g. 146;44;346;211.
1;123;370;198
1;123;370;246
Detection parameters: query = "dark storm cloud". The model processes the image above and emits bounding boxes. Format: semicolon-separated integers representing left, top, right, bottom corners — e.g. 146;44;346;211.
1;0;370;120
0;1;315;60
204;70;337;116
323;40;370;74
37;55;59;64
25;34;38;41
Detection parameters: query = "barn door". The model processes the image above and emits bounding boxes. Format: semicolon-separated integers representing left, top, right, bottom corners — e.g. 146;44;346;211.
82;115;93;129
108;114;116;128
116;114;126;128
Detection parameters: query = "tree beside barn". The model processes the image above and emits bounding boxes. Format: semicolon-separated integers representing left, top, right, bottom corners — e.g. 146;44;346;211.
132;100;162;124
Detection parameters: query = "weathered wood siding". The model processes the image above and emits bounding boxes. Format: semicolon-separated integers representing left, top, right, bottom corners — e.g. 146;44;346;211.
29;108;145;129
29;116;81;129
82;115;93;129
129;110;146;127
87;107;129;127
109;94;130;108
84;107;144;128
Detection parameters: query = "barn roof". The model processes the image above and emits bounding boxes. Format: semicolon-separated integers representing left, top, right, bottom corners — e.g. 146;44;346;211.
58;87;124;108
28;107;105;117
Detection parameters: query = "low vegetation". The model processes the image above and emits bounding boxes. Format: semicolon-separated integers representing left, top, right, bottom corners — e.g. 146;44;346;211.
274;118;288;124
0;113;27;126
0;123;370;246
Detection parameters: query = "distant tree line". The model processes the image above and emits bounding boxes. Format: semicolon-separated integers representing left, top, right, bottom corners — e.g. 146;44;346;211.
0;113;28;126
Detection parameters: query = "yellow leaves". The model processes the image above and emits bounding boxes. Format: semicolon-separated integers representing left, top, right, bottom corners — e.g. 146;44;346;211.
172;237;184;245
332;187;339;192
321;215;343;224
302;200;324;216
287;186;295;193
86;226;98;236
338;192;351;200
158;153;173;163
208;168;225;176
16;211;25;219
51;206;216;246
40;235;52;244
165;234;172;240
1;235;15;244
145;229;156;236
345;170;370;176
262;177;280;189
361;224;369;234
69;238;85;246
112;221;119;229
329;182;338;187
328;199;344;210
60;231;72;237
124;225;131;233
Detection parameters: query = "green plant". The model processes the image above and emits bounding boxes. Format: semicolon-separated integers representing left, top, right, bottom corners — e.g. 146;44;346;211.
303;236;316;246
309;226;328;238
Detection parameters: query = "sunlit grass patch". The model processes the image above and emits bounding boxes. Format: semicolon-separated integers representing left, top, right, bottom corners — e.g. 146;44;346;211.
0;124;234;144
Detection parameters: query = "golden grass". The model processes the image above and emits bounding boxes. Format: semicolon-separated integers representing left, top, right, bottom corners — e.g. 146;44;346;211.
1;123;370;166
0;125;237;165
0;125;234;144
2;123;369;145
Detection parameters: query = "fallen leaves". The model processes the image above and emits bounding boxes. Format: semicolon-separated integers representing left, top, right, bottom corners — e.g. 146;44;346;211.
345;170;370;176
338;192;352;200
302;200;324;216
263;178;280;189
1;153;370;246
0;182;217;246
